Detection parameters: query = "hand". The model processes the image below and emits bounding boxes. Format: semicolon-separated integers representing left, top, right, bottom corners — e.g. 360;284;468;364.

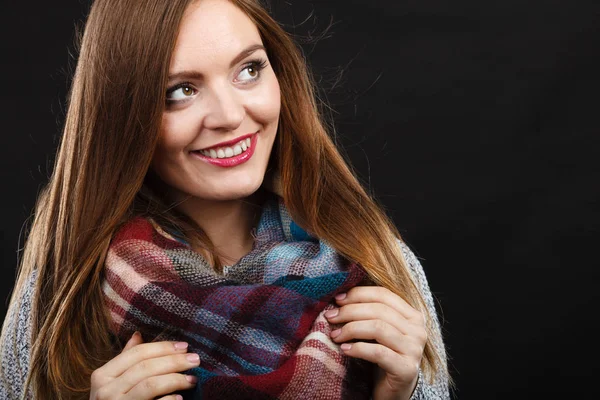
90;332;200;400
325;286;427;400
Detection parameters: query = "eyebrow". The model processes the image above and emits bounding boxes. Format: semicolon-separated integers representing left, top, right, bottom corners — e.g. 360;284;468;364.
167;44;267;83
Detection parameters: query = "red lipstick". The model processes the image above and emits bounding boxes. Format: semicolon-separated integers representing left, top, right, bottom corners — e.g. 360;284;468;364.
190;132;258;168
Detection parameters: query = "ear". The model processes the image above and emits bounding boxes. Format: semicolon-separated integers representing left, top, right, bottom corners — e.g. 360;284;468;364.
263;168;283;197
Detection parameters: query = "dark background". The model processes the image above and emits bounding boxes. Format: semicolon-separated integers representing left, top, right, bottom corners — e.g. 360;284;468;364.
1;0;599;398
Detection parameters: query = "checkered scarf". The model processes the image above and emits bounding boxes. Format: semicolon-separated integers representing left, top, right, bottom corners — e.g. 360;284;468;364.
102;197;373;399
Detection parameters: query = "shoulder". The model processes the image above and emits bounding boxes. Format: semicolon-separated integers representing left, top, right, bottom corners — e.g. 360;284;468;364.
397;240;433;300
396;240;452;399
396;239;442;334
396;240;442;333
399;241;425;277
0;270;37;399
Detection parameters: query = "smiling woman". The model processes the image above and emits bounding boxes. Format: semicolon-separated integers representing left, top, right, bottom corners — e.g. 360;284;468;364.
0;0;449;399
153;1;280;209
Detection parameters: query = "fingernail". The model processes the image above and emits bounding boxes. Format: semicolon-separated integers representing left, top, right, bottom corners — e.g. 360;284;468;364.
186;375;198;384
186;353;200;363
330;329;341;338
176;396;183;400
341;343;352;351
324;309;338;318
335;293;347;301
174;342;189;350
131;331;140;339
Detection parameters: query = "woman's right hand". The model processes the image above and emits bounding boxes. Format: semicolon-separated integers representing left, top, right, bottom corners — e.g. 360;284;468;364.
90;331;200;400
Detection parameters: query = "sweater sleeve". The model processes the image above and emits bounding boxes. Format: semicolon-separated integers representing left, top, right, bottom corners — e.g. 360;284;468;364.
399;243;451;400
0;271;36;400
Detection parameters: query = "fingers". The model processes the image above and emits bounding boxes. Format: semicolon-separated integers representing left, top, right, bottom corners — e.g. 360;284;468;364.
94;341;192;381
330;320;424;357
158;396;184;400
325;303;425;339
329;287;426;397
335;287;424;322
91;334;200;400
122;331;144;352
92;332;146;391
124;373;198;400
340;341;419;386
103;351;200;395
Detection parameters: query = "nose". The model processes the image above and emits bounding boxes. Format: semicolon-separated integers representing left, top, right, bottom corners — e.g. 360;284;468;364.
202;84;245;132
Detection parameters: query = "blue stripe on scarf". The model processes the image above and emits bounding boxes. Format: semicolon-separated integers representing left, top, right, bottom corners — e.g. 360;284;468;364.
273;272;349;300
264;242;345;282
187;332;274;374
192;367;215;398
290;221;314;241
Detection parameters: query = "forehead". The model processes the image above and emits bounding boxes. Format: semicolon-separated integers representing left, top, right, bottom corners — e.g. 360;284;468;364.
170;0;263;71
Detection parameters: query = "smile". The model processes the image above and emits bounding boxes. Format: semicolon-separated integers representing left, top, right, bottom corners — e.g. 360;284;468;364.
199;137;252;159
190;133;258;167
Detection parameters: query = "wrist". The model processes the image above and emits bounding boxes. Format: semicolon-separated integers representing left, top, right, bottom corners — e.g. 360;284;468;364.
373;372;420;400
403;373;420;400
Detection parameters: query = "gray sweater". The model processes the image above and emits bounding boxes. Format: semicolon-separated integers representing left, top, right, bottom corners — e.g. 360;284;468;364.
0;244;450;399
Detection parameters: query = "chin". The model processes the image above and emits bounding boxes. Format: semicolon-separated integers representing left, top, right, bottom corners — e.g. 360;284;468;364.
199;178;265;201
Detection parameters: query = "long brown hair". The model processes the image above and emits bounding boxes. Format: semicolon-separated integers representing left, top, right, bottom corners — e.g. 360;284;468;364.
1;0;447;398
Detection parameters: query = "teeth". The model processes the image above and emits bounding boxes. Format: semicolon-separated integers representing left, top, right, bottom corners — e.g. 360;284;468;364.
198;137;253;159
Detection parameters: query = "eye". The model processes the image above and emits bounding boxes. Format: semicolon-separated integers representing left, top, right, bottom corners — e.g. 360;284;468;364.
236;59;268;83
238;65;259;81
166;83;197;102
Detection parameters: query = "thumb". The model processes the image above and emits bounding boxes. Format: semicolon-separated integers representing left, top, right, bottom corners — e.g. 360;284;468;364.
122;331;144;352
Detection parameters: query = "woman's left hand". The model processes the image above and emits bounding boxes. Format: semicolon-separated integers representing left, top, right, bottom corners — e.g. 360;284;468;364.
325;286;427;400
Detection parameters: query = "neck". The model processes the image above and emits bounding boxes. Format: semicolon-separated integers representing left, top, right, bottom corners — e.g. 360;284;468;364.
171;191;266;267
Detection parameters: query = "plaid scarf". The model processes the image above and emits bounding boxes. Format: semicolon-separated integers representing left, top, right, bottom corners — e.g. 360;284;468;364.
102;197;373;399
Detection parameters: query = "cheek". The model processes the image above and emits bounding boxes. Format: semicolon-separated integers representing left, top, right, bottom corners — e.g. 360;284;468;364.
157;114;196;152
249;77;281;123
152;118;194;173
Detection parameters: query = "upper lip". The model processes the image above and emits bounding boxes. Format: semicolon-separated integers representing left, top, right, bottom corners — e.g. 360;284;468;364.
194;132;256;151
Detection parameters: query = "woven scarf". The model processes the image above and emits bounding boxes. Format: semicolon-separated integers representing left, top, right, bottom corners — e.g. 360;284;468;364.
102;196;374;399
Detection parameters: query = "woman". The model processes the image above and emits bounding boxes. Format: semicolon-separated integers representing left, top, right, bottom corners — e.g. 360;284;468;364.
0;0;450;399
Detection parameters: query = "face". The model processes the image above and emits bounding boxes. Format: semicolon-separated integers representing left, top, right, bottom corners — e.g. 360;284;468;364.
151;0;281;203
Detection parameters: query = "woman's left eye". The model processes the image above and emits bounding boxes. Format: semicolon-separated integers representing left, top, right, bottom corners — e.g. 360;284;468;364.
236;60;267;83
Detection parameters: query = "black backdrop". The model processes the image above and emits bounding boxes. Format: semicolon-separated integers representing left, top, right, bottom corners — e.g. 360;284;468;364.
1;0;599;398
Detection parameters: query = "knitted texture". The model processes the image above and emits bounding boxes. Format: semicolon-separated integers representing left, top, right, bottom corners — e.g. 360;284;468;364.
102;197;374;399
0;199;450;399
